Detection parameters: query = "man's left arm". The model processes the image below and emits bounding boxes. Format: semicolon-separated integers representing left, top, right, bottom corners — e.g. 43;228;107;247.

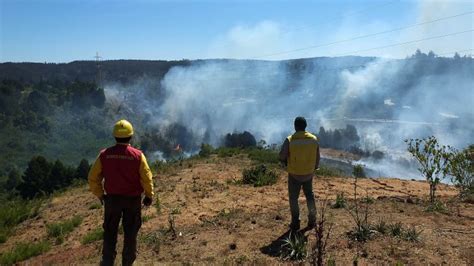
139;153;154;199
279;138;290;166
88;156;104;200
315;144;320;170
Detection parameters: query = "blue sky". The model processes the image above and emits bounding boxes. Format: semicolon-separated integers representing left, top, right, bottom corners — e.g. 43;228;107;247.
1;0;472;62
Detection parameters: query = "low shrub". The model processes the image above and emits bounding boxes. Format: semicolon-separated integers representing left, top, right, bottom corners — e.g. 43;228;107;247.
0;198;42;243
46;215;83;244
389;222;403;237
373;219;388;235
141;231;161;253
425;200;448;214
347;223;373;242
0;241;51;265
81;227;104;244
361;196;375;204
281;232;307;261
332;193;346;209
403;226;422;242
242;165;278;187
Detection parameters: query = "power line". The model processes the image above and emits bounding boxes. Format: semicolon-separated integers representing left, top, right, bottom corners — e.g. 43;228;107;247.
183;0;400;58
332;29;473;57
251;11;474;59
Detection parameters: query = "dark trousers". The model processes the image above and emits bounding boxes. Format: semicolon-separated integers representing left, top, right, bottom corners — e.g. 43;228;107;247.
288;176;316;227
101;195;142;266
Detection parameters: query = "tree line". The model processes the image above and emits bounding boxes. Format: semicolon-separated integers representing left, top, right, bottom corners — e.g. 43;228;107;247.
2;156;90;199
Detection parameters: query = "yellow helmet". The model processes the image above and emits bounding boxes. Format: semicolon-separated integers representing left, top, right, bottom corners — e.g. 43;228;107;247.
113;119;134;138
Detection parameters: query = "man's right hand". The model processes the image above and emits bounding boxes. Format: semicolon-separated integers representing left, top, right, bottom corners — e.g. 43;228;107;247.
143;196;152;207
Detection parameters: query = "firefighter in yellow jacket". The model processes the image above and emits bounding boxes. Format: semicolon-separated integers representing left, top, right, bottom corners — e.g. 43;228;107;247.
88;120;154;266
279;117;320;231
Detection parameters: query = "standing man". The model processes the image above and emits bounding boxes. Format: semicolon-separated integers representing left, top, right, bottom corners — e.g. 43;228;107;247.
279;117;320;231
88;119;154;266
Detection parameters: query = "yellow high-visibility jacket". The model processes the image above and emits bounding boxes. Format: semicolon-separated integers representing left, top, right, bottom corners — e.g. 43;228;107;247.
287;131;319;175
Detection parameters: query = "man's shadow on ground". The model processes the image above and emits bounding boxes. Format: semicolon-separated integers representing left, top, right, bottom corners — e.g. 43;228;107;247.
260;227;312;257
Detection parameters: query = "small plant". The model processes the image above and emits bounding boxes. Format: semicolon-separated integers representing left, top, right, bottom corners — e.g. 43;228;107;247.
168;214;177;239
311;200;333;266
347;223;373;242
142;215;153;223
46;215;83;244
352;164;366;178
81;227;104;244
88;203;102;210
141;231;161;253
281;232;308;261
170;207;181;215
405;136;450;203
389;222;403;237
0;241;51;265
332;193;346;209
346;177;373;242
242;164;278;187
425;200;448;213
373;219;388;235
361;196;375;204
403;226;422;242
154;195;162;214
327;257;336;266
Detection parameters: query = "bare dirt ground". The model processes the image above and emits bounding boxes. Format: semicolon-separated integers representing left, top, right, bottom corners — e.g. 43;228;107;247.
1;154;473;265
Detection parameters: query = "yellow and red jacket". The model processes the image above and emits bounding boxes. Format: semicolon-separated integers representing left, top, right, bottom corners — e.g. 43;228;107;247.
88;144;154;198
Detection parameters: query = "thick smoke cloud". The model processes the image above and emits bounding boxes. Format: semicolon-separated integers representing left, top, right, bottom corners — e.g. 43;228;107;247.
104;54;473;179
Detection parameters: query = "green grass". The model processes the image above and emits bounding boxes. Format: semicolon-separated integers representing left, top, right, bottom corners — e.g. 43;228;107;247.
141;231;161;253
361;196;375;204
316;165;346;177
88;203;102;210
242;164;278;187
0;198;42;243
81;227;104;244
246;148;279;164
0;241;51;265
216;147;242;158
46;215;83;244
425;200;448;214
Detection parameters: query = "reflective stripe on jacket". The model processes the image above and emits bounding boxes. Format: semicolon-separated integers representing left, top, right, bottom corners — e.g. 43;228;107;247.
88;144;154;198
287;131;319;176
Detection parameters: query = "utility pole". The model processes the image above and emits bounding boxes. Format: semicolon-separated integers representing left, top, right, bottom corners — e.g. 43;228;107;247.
94;52;103;88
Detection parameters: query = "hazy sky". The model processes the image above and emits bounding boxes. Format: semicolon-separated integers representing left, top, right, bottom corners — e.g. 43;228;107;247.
1;0;473;62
